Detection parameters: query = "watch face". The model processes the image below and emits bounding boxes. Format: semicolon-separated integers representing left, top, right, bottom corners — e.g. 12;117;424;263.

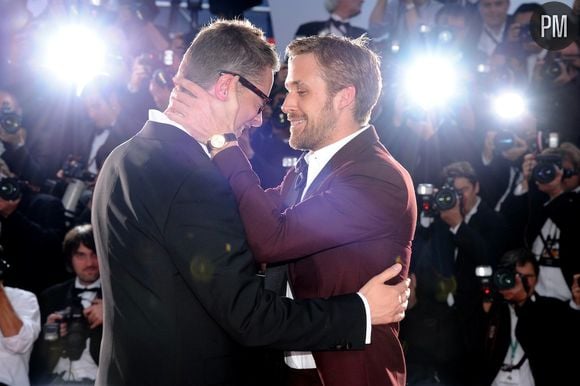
210;135;226;149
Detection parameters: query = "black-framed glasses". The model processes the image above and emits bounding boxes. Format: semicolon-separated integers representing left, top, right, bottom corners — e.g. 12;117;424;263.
219;70;271;114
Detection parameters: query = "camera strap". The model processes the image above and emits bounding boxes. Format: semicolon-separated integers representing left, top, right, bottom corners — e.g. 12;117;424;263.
538;231;560;267
501;353;528;372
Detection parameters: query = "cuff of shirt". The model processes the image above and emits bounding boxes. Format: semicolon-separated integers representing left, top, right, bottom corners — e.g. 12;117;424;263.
449;222;461;234
569;299;580;310
356;292;372;344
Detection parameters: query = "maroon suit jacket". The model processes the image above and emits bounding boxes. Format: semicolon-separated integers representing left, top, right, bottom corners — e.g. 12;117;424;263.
214;127;417;386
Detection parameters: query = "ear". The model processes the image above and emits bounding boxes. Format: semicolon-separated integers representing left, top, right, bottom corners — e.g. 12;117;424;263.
214;74;232;102
335;85;356;111
474;181;480;195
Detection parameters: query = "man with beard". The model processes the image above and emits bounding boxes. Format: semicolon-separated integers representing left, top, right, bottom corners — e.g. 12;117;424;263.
169;34;416;386
91;19;410;386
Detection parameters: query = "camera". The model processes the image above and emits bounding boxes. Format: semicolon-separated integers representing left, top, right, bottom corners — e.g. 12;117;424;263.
61;157;95;182
475;265;518;301
44;298;90;361
0;102;22;134
494;130;516;152
475;265;494;302
531;153;575;184
0;176;22;201
417;178;461;216
493;267;517;290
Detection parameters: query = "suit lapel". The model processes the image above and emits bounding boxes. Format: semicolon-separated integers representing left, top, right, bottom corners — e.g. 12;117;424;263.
302;126;381;200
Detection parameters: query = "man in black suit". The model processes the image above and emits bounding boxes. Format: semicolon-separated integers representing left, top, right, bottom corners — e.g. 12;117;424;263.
295;0;367;39
31;224;102;385
91;19;410;386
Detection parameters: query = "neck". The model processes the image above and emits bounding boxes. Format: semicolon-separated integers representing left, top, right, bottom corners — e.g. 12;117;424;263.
486;22;504;35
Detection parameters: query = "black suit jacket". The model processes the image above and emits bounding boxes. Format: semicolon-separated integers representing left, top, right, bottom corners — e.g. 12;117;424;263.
91;121;367;386
295;19;367;39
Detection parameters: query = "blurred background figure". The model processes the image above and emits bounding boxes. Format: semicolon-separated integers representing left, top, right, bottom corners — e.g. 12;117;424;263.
0;255;41;386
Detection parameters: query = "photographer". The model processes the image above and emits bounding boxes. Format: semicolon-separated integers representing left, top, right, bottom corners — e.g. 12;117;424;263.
519;147;580;302
0;256;41;386
411;161;509;384
0;161;67;295
476;248;580;386
0;88;50;188
531;39;580;147
30;224;102;386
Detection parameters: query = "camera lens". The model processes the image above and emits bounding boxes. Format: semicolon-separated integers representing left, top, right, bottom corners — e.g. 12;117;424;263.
0;177;22;201
532;162;558;184
494;130;515;152
0;103;22;134
434;188;457;211
493;268;517;290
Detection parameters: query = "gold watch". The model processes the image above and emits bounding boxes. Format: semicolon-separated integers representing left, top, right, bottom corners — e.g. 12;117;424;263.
206;133;237;152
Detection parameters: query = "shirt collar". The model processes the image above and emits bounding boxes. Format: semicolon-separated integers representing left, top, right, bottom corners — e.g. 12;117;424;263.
330;13;350;23
304;125;369;167
302;126;369;193
464;196;481;224
148;109;210;156
75;277;101;290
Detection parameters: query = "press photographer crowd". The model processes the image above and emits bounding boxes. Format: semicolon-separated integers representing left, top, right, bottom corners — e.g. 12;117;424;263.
0;0;579;385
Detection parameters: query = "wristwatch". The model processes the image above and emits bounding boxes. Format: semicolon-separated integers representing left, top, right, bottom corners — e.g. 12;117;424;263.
206;133;237;152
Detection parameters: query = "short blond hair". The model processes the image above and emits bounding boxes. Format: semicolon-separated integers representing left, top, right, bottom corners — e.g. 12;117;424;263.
178;19;279;88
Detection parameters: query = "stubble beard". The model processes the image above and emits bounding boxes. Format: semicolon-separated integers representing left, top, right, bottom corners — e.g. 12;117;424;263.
289;98;337;151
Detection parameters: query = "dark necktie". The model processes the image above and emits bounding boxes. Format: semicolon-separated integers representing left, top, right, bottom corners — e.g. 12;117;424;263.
73;287;101;298
330;19;351;35
294;156;309;195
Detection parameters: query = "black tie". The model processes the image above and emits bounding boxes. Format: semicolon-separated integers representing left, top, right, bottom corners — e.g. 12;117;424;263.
294;156;308;195
331;19;351;35
73;287;101;298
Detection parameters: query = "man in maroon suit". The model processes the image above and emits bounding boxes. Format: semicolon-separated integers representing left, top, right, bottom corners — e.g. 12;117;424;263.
168;35;416;386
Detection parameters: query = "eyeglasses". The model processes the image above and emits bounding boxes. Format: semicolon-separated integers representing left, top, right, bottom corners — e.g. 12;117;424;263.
219;70;271;114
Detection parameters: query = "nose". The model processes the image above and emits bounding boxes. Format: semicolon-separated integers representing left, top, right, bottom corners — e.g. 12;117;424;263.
249;112;263;128
281;94;294;114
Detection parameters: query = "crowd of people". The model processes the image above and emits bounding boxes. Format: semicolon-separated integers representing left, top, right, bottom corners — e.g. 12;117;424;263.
1;0;579;385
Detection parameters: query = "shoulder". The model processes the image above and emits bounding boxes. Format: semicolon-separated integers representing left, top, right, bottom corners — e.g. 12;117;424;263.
40;279;74;298
3;286;39;309
295;20;326;36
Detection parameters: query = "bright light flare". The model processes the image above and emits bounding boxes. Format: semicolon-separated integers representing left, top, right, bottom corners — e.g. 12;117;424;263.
42;24;107;92
493;91;526;120
403;55;458;110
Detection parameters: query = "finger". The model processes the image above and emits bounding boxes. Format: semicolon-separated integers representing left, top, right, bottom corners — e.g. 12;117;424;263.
173;76;209;98
167;94;195;114
374;263;402;284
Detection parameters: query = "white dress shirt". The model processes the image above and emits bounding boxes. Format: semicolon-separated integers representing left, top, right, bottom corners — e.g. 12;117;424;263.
0;286;41;386
286;126;372;369
52;278;101;381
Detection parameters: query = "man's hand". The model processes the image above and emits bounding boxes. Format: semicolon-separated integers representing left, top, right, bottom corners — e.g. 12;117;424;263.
165;76;240;143
0;196;20;218
359;263;410;325
46;312;68;337
440;199;463;228
571;273;580;307
0;126;25;148
83;298;103;329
